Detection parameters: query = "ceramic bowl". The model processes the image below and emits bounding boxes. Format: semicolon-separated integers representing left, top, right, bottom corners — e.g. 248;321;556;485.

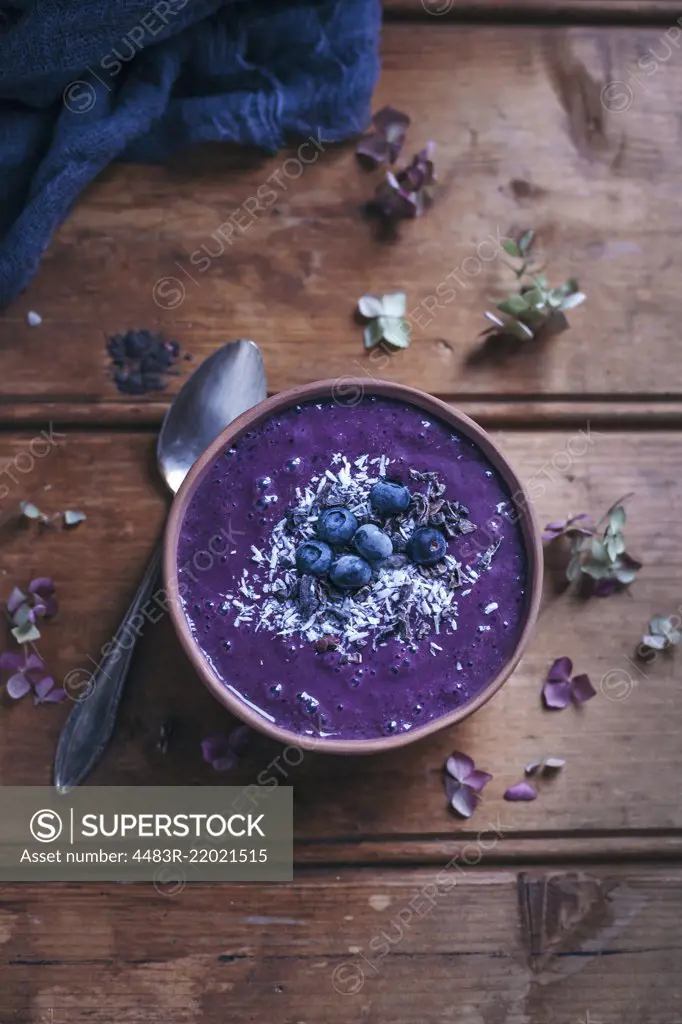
164;379;542;754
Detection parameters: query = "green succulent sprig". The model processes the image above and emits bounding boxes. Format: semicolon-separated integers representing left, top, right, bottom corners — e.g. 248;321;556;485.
483;230;586;342
565;494;642;596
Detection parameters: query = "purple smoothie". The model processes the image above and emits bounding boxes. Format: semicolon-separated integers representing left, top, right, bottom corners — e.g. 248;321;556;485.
176;396;528;741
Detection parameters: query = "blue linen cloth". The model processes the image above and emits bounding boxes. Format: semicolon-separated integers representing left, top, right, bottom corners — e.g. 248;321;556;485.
0;0;381;308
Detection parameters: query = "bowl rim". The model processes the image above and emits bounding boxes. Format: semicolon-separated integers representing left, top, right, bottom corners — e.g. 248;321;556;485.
163;378;543;755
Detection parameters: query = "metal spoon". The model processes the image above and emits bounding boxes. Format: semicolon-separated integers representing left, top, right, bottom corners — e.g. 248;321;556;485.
53;339;267;791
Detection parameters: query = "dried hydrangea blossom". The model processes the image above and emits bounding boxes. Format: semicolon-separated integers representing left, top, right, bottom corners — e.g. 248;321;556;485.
358;291;411;350
444;751;493;819
542;657;595;710
356;106;411;167
641;615;681;652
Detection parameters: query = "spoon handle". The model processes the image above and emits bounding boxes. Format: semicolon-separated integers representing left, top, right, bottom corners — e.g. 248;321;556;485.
53;537;164;792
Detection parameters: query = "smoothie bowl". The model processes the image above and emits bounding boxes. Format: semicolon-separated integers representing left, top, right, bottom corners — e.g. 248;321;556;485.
164;380;542;754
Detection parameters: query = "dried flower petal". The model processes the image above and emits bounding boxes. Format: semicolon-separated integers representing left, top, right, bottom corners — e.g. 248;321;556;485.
445;752;475;782
547;657;572;682
11;621;41;643
19;500;45;521
6;672;31;699
379;316;411;348
571;673;596;703
358;295;385;319
450;784;478;818
28;577;55;597
642;633;668;650
201;735;238;772
6;587;27;615
465;770;493;793
543;757;566;770
363;320;383;350
504;782;537;802
43;687;66;703
381;292;407;318
543;679;572;709
64;510;87;527
24;652;45;672
33;676;55;701
0;651;25;671
524;758;543;776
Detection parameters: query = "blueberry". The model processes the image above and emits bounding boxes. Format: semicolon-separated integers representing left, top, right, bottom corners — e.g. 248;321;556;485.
316;506;358;545
295;540;333;575
353;523;393;562
329;554;372;590
408;526;448;565
370;481;411;516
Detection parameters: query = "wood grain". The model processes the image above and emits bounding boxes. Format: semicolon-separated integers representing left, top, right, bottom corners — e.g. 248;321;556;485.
3;24;682;420
1;866;681;1023
1;429;680;852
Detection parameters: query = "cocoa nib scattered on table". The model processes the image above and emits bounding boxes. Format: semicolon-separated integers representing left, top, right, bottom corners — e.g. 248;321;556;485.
106;329;191;396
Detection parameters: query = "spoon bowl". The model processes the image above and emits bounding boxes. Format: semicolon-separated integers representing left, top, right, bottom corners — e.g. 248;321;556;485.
158;339;267;494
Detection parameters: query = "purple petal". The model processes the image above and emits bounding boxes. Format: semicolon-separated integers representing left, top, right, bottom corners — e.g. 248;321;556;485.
6;587;27;614
445;752;475;783
24;653;45;672
544;520;567;532
28;577;55;597
465;770;493;793
571;673;596;703
542;679;572;709
356;133;390;166
201;735;231;766
450;784;478;819
33;676;55;700
227;724;251;756
209;753;238;773
504;782;537;802
28;603;46;622
372;105;411;134
444;774;459;804
43;688;66;703
6;672;31;699
547;657;573;682
41;596;59;618
0;651;25;671
593;578;618;597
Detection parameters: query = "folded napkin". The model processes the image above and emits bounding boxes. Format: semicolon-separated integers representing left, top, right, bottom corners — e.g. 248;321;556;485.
0;0;380;308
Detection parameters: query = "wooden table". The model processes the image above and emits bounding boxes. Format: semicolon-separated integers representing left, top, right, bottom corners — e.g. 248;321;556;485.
2;3;682;1021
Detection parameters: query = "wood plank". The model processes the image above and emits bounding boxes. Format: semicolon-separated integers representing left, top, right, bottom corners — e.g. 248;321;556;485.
2;25;682;420
386;0;682;21
1;428;680;856
1;866;681;1023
